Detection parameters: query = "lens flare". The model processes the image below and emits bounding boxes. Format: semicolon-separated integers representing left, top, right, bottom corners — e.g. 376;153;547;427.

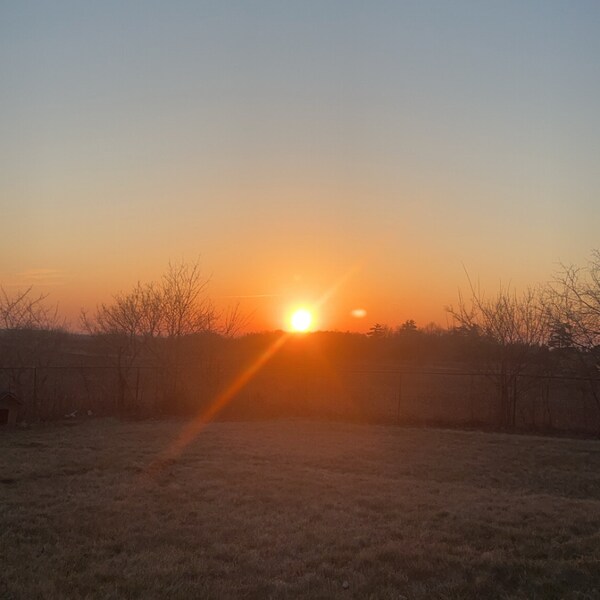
145;262;362;476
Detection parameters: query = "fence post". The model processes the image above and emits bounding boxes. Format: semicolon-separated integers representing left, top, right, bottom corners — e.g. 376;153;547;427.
512;375;518;428
33;366;38;419
469;374;474;424
135;367;141;407
396;372;403;425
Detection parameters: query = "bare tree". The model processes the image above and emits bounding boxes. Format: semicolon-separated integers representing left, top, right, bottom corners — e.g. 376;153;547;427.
0;286;66;417
545;250;600;430
547;250;600;349
156;261;218;410
447;276;549;429
160;261;216;338
82;281;163;411
221;302;251;338
0;286;61;331
82;260;244;413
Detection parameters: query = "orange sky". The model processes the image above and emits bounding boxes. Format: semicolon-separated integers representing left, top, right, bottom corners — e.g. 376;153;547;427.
2;3;599;333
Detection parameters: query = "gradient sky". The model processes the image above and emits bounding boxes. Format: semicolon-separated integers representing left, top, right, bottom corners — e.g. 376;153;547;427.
2;1;600;332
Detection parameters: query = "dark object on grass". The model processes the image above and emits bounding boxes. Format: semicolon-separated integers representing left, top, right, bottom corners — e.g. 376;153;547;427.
0;390;20;428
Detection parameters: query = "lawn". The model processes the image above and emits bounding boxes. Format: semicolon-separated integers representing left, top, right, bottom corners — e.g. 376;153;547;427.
1;418;599;599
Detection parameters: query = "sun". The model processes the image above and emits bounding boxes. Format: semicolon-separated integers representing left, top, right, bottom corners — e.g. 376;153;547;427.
290;308;312;332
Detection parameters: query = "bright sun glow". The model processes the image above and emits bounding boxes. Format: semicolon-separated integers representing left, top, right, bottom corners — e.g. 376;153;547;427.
290;308;312;332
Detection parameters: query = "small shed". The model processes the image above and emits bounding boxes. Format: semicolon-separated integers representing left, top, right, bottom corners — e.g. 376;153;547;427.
0;391;20;427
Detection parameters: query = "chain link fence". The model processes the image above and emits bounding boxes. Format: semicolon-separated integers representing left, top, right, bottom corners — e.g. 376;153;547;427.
1;363;599;435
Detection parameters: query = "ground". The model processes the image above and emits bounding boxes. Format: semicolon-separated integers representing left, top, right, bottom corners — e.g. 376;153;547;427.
1;418;599;599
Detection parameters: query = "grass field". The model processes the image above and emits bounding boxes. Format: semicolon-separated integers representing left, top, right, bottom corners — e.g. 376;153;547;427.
1;419;599;599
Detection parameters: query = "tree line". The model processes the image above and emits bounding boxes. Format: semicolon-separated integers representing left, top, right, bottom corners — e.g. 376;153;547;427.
1;253;599;432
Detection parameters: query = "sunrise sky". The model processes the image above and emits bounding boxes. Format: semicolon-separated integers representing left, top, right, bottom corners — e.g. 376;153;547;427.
2;1;600;332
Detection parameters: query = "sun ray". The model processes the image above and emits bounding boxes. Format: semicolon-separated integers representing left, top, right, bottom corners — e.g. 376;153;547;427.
145;261;364;475
146;332;291;474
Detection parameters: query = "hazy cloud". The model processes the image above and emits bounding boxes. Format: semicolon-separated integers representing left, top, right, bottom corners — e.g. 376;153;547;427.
219;294;281;299
12;268;66;287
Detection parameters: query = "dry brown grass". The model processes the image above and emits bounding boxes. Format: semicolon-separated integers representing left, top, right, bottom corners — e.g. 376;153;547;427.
1;418;599;599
